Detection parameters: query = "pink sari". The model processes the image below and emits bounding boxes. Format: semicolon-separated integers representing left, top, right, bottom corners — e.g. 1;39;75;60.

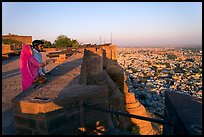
20;44;41;91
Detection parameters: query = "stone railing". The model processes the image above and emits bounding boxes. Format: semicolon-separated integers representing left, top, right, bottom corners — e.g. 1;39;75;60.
164;91;202;135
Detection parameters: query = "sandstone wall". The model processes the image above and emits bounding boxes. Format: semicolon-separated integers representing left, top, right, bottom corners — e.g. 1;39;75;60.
79;44;154;135
55;54;67;63
12;44;154;135
103;49;154;135
79;47;103;85
2;44;12;54
44;48;57;52
12;85;110;135
2;34;32;44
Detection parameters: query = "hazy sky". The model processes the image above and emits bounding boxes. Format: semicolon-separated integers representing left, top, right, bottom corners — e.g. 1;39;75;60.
2;2;202;47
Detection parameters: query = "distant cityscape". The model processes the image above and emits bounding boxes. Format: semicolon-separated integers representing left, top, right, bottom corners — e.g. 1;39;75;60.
118;44;202;48
117;47;202;117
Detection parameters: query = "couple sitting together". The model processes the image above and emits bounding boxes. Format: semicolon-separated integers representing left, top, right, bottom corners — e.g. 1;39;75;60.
20;40;55;91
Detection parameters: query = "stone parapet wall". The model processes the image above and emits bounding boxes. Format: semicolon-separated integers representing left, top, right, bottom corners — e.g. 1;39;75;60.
2;44;12;55
12;44;154;135
12;85;110;135
44;48;57;52
79;45;117;85
164;91;202;135
125;93;153;135
79;47;103;85
101;45;117;61
55;54;67;63
79;44;153;135
103;51;153;135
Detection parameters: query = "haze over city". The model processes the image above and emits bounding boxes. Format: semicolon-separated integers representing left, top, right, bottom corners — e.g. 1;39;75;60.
2;2;202;48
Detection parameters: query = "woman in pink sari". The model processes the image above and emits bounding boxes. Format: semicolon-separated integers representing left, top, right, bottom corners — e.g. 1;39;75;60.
20;44;47;91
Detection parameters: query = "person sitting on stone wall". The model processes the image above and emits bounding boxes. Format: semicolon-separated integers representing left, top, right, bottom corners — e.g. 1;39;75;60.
32;40;55;83
20;44;51;91
32;40;48;75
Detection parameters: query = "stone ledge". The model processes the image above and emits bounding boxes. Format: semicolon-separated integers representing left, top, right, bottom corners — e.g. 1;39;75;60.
164;91;202;135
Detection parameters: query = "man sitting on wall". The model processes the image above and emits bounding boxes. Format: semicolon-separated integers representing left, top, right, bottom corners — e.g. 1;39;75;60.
32;40;47;75
32;40;53;83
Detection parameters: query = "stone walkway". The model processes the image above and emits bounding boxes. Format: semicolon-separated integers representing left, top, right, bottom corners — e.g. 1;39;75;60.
2;52;83;135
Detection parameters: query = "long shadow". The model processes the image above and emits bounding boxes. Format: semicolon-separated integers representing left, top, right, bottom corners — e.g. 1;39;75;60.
11;46;202;135
2;68;20;80
2;55;20;66
12;56;83;103
10;56;82;135
50;47;130;134
11;47;129;135
102;47;126;93
2;107;16;135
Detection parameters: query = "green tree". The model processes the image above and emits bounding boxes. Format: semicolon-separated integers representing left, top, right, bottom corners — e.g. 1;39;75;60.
71;39;80;48
40;39;52;48
54;35;72;48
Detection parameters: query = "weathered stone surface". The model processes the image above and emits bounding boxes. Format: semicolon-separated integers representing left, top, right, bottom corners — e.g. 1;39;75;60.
14;115;37;129
12;44;155;135
13;84;110;134
164;91;202;135
15;126;33;135
2;33;32;44
124;93;153;135
19;101;38;114
79;47;103;85
106;63;128;93
55;54;67;63
101;45;117;61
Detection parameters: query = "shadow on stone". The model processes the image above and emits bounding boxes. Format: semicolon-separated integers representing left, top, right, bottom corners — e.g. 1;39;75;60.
11;45;154;135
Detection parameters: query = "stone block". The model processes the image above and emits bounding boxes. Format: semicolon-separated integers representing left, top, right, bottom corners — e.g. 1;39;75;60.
164;91;202;135
46;112;67;132
19;101;38;114
55;54;67;63
37;120;47;133
15;126;33;135
66;106;79;115
66;113;80;122
12;102;22;114
125;93;137;104
126;102;142;109
41;108;64;119
14;115;37;129
39;102;62;114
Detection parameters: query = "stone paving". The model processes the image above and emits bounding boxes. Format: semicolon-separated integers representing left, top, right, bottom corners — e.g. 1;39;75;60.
2;52;83;135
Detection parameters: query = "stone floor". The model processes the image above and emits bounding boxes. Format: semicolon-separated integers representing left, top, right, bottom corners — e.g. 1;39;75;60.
2;52;83;135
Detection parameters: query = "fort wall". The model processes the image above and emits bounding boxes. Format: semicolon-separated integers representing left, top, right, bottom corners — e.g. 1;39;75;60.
2;34;32;44
12;44;154;135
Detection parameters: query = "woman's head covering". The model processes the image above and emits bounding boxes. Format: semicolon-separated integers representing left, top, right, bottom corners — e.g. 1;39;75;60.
20;44;32;69
20;44;32;57
20;44;40;91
